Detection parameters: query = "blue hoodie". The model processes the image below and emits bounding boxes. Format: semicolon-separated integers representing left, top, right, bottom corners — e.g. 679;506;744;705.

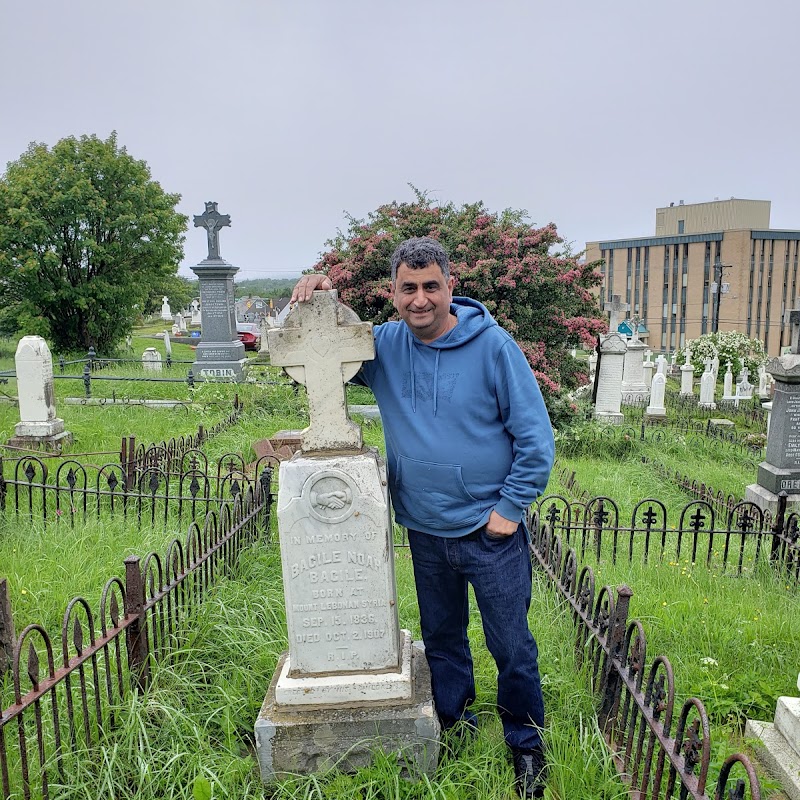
356;297;555;538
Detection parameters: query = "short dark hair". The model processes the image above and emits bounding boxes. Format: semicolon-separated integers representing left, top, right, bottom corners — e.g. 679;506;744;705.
390;237;450;281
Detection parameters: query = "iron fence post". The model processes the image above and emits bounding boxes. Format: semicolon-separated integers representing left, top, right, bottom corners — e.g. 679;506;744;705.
83;362;91;398
87;345;96;371
0;457;5;511
123;555;150;690
598;583;633;733
770;491;788;564
187;369;194;388
0;577;15;677
58;355;65;374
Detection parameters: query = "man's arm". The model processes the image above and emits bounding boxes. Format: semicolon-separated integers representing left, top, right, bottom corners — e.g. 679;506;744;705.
291;273;332;303
486;339;555;537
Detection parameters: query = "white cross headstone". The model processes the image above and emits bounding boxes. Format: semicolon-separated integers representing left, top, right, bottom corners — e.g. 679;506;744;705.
256;290;424;781
268;290;375;451
160;296;172;321
191;299;201;326
723;361;735;400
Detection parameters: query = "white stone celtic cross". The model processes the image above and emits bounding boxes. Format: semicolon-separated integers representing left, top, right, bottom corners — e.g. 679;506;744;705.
268;290;374;452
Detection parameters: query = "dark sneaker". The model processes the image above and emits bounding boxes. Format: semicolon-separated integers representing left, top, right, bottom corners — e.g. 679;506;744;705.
511;746;546;798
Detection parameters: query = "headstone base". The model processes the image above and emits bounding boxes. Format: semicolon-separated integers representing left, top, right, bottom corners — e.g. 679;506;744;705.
745;483;800;516
594;411;624;425
745;697;800;800
7;430;72;452
14;418;65;437
275;630;413;706
698;402;717;410
192;341;248;382
757;462;800;495
255;641;440;784
645;409;667;420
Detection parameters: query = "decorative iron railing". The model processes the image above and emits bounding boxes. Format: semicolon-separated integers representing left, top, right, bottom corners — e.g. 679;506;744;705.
534;480;799;582
0;471;273;799
529;516;763;799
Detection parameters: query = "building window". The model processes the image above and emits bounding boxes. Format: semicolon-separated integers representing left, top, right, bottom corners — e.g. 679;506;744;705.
677;220;685;234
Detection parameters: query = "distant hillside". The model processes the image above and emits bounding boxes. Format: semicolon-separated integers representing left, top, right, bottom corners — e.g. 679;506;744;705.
234;277;300;298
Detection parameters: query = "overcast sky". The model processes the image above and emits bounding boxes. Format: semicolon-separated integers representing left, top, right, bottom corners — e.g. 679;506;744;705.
2;1;798;279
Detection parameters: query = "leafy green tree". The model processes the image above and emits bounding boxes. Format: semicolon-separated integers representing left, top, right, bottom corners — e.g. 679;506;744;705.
313;190;605;425
0;133;187;352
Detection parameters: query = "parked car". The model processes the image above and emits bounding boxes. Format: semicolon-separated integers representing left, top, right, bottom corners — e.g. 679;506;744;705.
236;322;261;351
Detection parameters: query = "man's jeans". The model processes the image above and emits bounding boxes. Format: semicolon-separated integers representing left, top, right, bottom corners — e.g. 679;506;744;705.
407;523;545;751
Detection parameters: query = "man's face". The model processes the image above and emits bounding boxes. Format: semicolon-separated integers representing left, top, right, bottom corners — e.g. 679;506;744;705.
391;261;456;343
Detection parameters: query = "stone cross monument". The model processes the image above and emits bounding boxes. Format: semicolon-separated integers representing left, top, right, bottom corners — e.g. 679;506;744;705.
604;294;629;335
621;315;648;403
256;291;438;782
193;201;231;262
189;202;247;381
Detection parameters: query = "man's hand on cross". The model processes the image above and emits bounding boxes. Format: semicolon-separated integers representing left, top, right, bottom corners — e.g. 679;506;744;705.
292;273;333;303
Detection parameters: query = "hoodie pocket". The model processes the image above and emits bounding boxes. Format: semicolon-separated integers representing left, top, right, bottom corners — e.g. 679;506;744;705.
396;456;483;529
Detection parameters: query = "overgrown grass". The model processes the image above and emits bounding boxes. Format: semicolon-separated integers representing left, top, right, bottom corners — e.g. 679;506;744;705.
36;541;627;799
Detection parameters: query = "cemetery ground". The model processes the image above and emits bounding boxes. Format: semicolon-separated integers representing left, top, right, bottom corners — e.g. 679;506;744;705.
0;343;795;798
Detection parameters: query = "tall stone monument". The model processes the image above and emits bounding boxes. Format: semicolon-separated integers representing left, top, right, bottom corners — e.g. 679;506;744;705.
255;291;438;781
746;303;800;513
593;296;629;424
620;317;648;402
8;336;72;451
190;202;247;381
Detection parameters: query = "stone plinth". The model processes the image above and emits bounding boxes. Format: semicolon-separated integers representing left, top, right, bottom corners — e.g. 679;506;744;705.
255;642;439;782
8;336;72;451
645;372;667;420
142;347;162;371
191;260;247;381
746;696;800;800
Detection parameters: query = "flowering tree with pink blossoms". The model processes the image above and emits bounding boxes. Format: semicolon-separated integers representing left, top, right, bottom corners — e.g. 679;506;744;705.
313;191;605;425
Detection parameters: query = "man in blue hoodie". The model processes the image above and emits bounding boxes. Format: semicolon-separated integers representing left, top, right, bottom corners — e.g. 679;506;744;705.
292;237;554;798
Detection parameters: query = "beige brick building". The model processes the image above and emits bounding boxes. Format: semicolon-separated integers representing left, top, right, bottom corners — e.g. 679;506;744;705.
585;199;800;356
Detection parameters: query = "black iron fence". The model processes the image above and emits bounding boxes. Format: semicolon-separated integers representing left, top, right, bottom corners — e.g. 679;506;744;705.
0;472;273;800
528;515;763;799
621;390;767;429
0;451;276;529
537;465;799;583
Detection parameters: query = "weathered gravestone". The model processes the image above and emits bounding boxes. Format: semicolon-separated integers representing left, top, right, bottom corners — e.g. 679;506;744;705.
8;336;72;451
141;347;162;372
190;299;202;326
680;347;695;396
160;295;172;321
594;295;629;424
190;202;247;381
746;302;800;513
255;290;438;782
698;357;717;409
620;318;648;402
722;361;736;402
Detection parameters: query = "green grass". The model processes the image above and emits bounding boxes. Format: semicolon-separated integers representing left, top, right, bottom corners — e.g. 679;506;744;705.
0;376;792;798
25;542;627;800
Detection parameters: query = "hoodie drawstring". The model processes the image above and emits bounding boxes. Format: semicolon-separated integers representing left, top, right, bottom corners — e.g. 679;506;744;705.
432;350;440;417
408;334;416;413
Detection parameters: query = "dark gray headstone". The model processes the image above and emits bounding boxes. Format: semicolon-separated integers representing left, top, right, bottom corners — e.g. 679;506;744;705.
190;202;246;381
756;355;800;493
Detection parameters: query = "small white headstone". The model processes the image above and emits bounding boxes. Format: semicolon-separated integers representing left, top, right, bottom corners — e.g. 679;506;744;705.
142;347;162;372
699;357;716;409
160;296;172;321
191;299;201;326
723;361;735;400
163;332;172;357
13;336;66;439
646;372;667;418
